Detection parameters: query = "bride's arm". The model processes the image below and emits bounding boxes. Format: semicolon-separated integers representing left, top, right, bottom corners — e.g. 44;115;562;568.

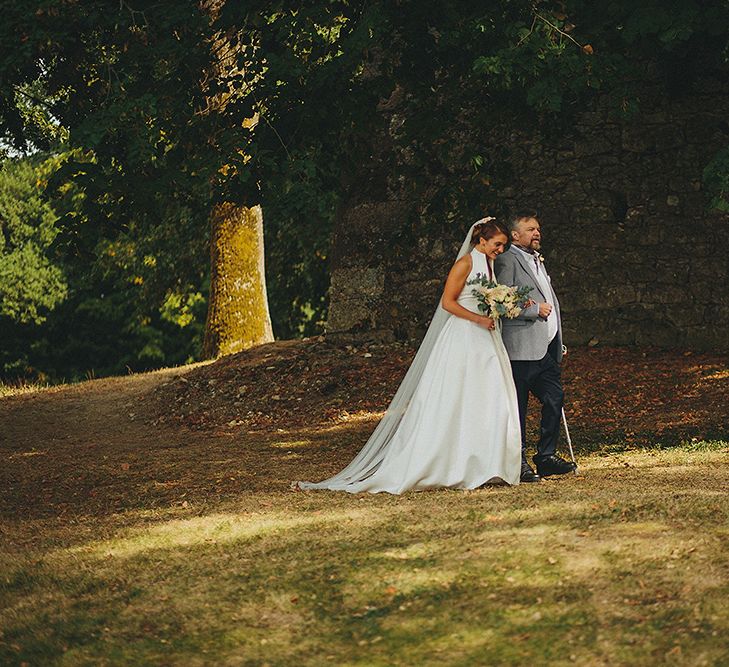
441;256;494;329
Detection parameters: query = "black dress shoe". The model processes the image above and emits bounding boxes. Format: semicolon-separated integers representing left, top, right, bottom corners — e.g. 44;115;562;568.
535;455;577;477
520;462;541;483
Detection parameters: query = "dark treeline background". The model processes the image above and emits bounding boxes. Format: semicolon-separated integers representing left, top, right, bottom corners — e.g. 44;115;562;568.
1;1;728;382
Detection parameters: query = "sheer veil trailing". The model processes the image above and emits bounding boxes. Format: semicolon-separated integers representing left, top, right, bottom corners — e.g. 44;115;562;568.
298;218;494;491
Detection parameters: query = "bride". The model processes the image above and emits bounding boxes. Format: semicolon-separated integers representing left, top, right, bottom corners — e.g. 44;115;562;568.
298;218;522;493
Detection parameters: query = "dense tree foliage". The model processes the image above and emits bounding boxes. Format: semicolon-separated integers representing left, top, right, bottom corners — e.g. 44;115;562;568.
222;1;729;228
0;153;208;380
1;0;727;380
0;157;67;324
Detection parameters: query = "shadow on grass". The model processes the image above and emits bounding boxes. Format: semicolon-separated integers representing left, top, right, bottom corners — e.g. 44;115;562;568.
2;455;728;665
0;417;376;521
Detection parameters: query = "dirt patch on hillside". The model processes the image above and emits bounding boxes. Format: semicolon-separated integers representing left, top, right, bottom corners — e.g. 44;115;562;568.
150;339;729;446
2;340;727;521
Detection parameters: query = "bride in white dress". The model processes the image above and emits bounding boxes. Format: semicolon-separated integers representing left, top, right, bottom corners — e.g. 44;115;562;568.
298;218;522;493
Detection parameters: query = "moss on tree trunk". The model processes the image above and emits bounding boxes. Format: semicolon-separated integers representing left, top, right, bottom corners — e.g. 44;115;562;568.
203;203;274;358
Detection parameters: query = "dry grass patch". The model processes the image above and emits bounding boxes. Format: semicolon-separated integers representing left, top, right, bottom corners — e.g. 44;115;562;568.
1;346;728;665
2;447;728;666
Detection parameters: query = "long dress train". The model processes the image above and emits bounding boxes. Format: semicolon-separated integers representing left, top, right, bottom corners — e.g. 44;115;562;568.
299;245;522;494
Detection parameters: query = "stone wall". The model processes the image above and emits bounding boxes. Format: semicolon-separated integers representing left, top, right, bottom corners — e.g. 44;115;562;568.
326;78;729;352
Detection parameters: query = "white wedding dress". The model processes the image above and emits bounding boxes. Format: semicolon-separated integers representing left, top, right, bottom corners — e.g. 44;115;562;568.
299;226;522;494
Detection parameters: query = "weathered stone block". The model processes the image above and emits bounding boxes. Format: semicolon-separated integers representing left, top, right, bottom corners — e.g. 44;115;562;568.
326;266;385;334
653;125;685;152
666;195;680;207
622;126;652;152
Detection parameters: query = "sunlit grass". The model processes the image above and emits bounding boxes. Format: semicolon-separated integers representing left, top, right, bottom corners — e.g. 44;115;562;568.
2;445;728;666
0;379;54;398
269;439;314;449
57;508;373;561
675;439;729;451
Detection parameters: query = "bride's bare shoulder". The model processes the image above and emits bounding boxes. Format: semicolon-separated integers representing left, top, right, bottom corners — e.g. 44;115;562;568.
446;253;472;281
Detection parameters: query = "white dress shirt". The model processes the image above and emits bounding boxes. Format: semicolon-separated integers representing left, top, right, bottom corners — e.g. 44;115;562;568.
513;245;558;343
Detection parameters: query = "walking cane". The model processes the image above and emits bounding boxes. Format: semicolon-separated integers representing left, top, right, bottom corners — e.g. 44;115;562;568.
559;344;578;474
561;407;578;473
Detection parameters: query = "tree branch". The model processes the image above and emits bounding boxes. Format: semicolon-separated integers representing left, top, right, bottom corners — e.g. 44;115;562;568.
13;86;54;110
533;12;585;50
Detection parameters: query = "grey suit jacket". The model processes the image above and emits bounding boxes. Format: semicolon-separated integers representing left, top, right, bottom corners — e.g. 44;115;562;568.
494;246;563;363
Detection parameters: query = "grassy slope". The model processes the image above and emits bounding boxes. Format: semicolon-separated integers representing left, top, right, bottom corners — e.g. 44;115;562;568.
1;344;728;666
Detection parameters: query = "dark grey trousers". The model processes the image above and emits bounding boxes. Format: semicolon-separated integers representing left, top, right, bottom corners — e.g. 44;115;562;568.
510;336;564;463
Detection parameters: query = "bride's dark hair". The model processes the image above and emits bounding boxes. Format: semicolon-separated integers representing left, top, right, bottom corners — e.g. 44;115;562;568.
471;219;510;247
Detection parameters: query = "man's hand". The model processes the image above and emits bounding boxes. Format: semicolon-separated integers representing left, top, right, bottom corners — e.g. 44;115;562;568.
538;302;553;319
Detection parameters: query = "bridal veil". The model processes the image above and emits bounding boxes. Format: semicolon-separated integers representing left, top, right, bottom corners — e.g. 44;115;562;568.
298;218;493;491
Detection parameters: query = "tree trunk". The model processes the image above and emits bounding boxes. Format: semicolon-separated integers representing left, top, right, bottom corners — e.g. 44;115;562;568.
199;1;273;358
202;203;274;358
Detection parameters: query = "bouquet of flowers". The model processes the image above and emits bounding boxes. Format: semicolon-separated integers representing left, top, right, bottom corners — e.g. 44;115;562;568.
466;274;533;320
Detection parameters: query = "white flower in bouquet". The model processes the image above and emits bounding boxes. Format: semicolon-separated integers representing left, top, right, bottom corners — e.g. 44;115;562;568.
466;274;532;320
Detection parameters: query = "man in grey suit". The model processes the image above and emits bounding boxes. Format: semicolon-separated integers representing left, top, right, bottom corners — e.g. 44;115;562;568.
494;210;577;482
